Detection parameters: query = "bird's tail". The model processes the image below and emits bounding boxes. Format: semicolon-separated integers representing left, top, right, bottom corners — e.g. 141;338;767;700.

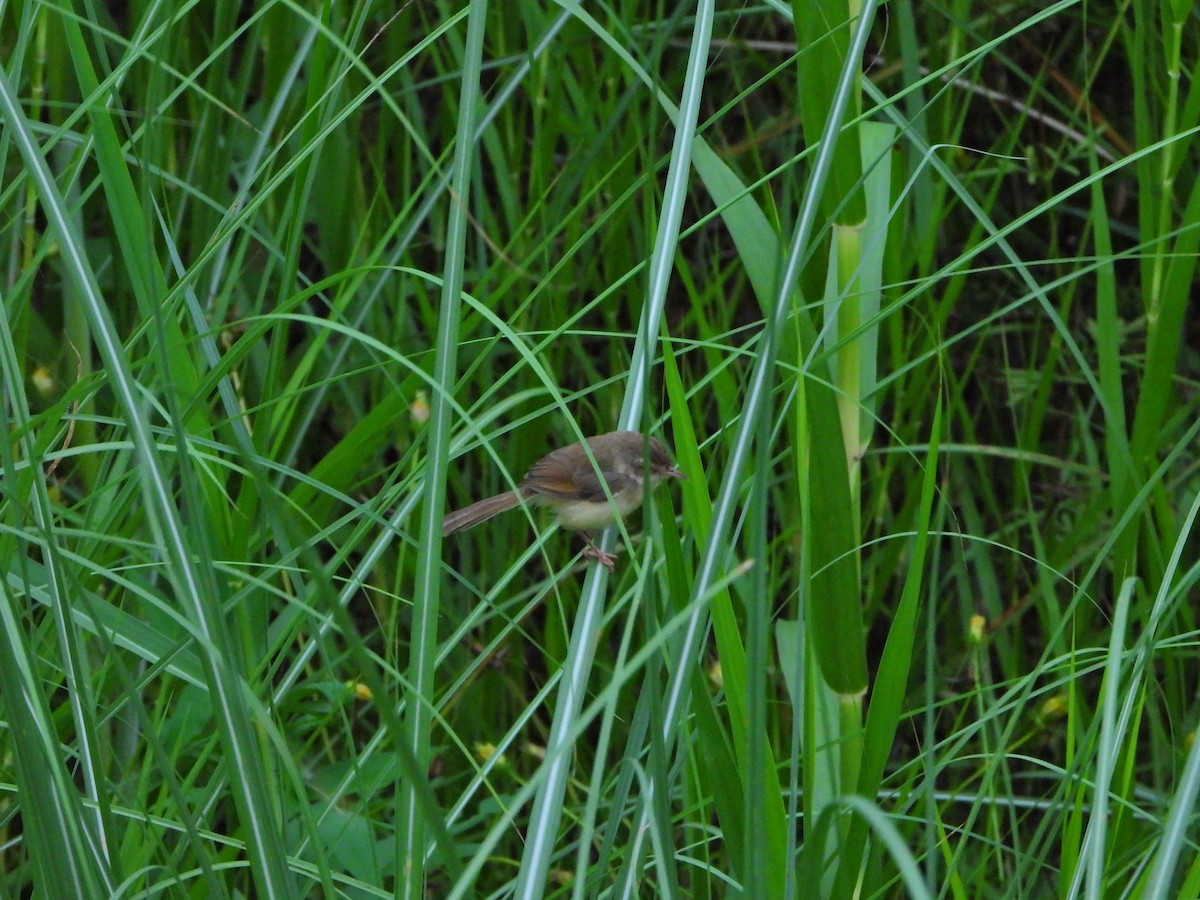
443;490;527;535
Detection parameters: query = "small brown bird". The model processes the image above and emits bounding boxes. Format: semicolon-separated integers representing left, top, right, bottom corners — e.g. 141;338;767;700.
443;430;685;568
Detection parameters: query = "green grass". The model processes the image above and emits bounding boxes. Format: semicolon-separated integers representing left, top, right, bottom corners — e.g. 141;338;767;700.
2;0;1199;896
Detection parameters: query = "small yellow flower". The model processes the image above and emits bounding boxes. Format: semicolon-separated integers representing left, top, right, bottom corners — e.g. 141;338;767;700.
709;660;723;689
410;391;430;423
475;742;507;768
1038;694;1067;721
32;367;56;396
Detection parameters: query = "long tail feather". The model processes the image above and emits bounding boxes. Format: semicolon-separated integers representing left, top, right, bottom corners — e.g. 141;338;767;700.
443;490;526;535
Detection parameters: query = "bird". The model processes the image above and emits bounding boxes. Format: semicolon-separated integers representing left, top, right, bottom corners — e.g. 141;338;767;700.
443;430;685;568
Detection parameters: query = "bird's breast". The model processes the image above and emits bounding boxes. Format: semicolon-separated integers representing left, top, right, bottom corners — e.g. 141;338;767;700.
553;487;645;530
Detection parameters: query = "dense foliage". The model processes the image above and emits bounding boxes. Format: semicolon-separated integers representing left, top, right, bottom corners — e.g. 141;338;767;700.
1;1;1198;896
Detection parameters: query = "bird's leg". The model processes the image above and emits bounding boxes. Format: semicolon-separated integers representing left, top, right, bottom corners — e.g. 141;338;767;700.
580;533;618;570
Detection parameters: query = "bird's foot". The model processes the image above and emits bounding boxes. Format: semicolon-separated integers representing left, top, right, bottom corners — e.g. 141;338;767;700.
581;536;619;570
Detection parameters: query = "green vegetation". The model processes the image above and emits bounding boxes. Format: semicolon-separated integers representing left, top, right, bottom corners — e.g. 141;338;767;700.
2;0;1198;896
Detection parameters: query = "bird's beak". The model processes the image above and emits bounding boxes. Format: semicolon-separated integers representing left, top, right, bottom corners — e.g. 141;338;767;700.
668;465;687;480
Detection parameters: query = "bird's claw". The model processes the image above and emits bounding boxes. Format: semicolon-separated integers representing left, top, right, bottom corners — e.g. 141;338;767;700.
581;536;619;570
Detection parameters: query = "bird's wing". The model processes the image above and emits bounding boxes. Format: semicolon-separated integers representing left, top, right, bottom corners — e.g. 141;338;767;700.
522;445;635;501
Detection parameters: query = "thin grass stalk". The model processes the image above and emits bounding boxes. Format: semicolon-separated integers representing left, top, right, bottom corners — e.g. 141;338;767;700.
1141;0;1185;324
1070;577;1137;898
0;354;115;862
1145;690;1200;893
650;1;880;891
512;2;715;893
0;293;113;893
817;115;892;892
0;580;111;896
834;396;942;896
0;57;302;897
684;128;794;898
1113;1;1199;586
1116;489;1200;897
1;75;118;887
739;345;775;897
398;1;490;894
